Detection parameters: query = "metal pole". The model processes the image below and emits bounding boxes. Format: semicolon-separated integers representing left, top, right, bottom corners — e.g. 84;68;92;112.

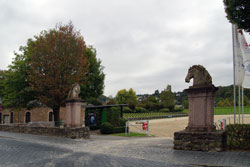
232;24;237;124
238;86;241;124
146;120;149;136
242;86;244;124
125;121;128;136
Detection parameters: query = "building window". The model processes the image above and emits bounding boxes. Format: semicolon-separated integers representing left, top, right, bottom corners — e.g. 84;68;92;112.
10;112;13;123
25;112;31;123
49;112;53;122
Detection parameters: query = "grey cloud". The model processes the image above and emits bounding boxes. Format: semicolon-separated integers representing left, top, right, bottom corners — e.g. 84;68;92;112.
0;0;238;96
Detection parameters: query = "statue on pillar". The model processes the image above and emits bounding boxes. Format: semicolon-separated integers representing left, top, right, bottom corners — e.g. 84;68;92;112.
174;65;226;151
67;83;81;99
185;65;213;88
65;83;85;128
184;65;217;132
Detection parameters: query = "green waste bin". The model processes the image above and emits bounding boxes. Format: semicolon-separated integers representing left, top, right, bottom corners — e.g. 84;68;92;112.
101;110;107;124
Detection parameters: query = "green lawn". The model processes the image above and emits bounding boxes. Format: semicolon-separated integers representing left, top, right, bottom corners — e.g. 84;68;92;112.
123;107;250;120
214;106;250;115
123;112;187;119
184;107;250;115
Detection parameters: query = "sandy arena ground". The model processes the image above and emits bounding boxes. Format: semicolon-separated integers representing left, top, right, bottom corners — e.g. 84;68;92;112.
129;114;250;138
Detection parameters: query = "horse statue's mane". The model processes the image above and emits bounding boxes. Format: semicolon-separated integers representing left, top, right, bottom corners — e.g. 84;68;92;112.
185;65;212;87
68;83;81;99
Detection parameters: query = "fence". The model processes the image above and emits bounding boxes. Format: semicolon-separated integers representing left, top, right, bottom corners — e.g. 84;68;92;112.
215;115;250;130
125;120;149;136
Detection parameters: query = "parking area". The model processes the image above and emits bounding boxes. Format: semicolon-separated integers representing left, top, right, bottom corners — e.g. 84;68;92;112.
1;126;250;167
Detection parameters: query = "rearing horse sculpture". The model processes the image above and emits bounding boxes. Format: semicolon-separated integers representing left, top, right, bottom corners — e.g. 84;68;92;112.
185;65;212;87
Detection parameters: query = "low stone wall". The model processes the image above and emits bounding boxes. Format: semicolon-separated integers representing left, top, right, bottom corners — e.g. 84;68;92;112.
0;124;90;139
174;130;226;151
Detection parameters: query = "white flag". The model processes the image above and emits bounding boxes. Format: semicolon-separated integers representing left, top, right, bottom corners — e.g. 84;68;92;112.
233;25;245;86
237;28;250;88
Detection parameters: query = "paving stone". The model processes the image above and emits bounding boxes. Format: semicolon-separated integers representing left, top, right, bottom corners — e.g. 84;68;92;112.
0;131;250;167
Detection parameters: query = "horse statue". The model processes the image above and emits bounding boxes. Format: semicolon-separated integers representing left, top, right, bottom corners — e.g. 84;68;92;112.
67;83;81;99
185;65;212;87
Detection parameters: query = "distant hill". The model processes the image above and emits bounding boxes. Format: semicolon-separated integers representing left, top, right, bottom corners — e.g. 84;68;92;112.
174;85;250;106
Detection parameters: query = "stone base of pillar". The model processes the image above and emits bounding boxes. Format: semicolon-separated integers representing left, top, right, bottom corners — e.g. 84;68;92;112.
185;125;216;132
174;130;226;151
65;98;85;128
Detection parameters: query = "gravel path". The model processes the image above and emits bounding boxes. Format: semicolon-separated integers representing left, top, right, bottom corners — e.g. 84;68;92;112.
1;131;250;167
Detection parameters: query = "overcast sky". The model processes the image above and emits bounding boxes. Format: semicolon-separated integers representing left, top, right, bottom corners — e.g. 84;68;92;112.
0;0;244;96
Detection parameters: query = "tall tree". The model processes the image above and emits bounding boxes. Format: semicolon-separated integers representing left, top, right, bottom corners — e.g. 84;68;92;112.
27;22;89;124
115;88;137;109
160;85;175;111
143;95;159;111
79;46;105;103
115;89;128;104
223;0;250;32
0;49;36;108
0;70;6;98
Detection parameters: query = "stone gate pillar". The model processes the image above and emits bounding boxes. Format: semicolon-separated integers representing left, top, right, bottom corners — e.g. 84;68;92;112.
185;86;218;132
65;98;85;128
174;65;226;151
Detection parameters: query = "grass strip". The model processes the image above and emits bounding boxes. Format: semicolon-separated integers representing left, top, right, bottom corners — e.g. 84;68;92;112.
109;132;147;137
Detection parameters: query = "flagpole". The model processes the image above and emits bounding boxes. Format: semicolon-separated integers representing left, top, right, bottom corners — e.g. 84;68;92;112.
242;86;244;124
232;24;236;124
238;85;241;124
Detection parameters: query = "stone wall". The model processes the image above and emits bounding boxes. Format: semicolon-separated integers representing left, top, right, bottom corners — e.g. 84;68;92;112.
174;130;226;151
0;107;53;124
0;107;85;125
0;124;90;139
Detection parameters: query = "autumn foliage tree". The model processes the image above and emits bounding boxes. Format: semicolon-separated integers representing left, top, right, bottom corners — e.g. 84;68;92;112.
27;22;88;124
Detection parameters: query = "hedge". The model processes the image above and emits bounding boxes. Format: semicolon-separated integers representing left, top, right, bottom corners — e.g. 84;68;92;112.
113;126;126;133
100;122;126;134
226;124;250;150
135;107;148;113
100;122;113;134
123;107;133;113
105;107;121;126
159;108;170;112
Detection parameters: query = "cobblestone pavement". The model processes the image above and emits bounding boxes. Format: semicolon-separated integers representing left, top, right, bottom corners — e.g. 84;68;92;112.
0;132;250;167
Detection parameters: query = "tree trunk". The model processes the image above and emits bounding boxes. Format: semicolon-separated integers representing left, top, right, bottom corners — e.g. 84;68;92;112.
53;106;60;127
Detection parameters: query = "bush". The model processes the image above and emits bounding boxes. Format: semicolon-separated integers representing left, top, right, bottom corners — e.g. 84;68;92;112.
119;118;127;126
100;122;114;134
123;107;133;113
135;107;147;113
174;106;183;112
226;124;250;150
159;108;170;112
113;126;125;133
